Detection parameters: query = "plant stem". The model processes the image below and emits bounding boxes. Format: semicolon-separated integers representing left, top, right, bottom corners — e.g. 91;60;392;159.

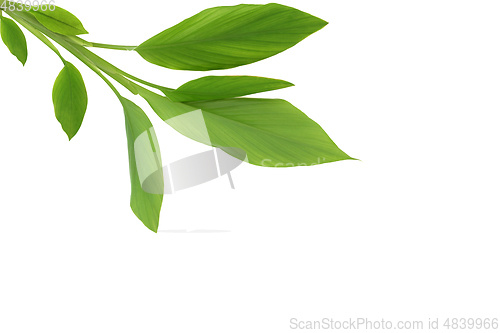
5;7;172;95
8;10;65;64
88;42;137;51
5;9;172;96
66;38;170;92
6;9;124;98
61;41;122;98
79;42;172;93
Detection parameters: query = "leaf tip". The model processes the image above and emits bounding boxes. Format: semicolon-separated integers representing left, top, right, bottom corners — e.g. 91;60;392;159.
317;18;329;30
142;219;159;233
337;154;360;163
63;127;76;141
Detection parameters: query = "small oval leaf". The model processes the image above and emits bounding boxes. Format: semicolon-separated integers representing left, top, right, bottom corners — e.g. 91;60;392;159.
30;6;88;35
165;76;294;102
52;61;88;140
0;16;28;65
135;3;328;71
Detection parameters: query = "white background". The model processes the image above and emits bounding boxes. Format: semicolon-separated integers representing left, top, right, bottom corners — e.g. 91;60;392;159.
1;1;499;332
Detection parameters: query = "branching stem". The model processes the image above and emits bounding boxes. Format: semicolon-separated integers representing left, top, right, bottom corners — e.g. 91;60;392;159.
4;7;172;96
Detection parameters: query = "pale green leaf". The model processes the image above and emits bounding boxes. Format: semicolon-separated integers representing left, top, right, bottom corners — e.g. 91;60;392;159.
165;75;293;102
0;16;27;65
120;97;164;232
52;61;88;140
135;3;328;71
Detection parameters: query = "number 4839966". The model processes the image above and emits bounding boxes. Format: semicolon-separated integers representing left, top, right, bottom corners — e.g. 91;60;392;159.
443;318;498;330
0;0;56;11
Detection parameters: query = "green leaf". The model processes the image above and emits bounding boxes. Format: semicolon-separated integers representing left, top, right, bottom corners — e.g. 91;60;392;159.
0;16;28;65
134;85;353;167
165;75;294;102
52;61;88;140
30;6;88;35
135;3;328;71
10;11;62;59
120;97;164;232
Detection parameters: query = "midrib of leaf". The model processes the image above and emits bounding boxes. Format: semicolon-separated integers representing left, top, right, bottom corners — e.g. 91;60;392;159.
67;63;75;118
172;89;267;98
138;25;322;50
32;10;81;32
175;81;292;98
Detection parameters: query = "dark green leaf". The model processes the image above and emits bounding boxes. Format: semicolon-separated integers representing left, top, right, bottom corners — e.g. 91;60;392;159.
30;6;88;35
0;16;28;65
165;75;294;102
52;61;88;140
134;85;353;167
135;3;328;71
121;97;164;232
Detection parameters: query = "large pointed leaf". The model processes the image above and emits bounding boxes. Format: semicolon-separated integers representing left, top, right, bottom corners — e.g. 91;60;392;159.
52;61;88;140
134;85;353;167
0;16;27;65
120;97;164;232
135;3;328;71
29;6;88;35
164;75;293;102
